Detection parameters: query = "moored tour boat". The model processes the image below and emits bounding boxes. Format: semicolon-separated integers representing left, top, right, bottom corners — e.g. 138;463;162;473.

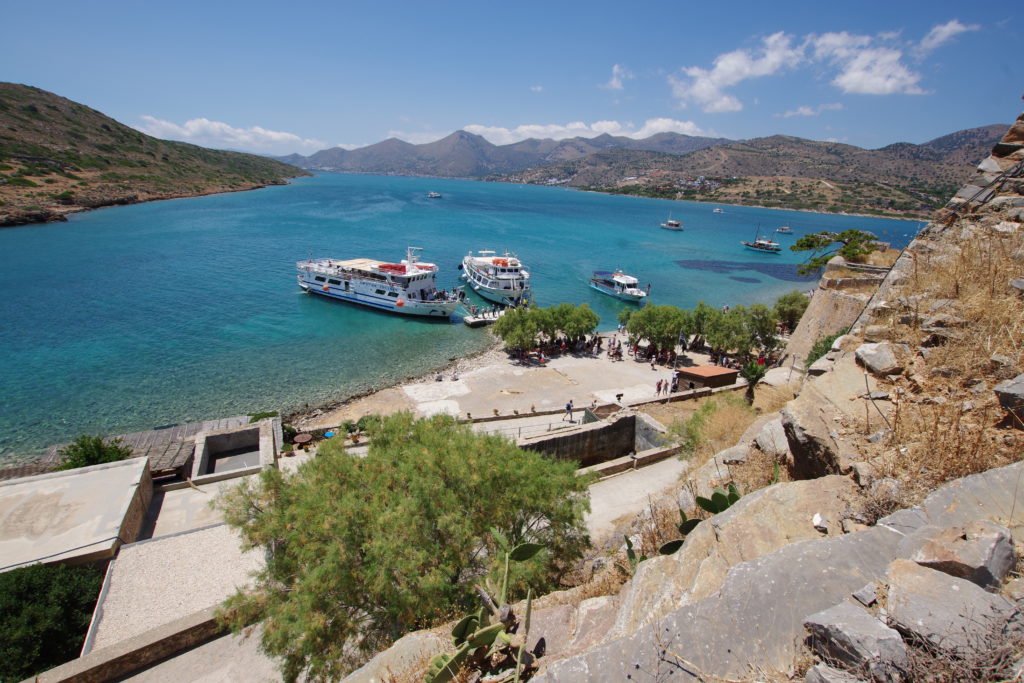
589;270;648;303
660;214;683;231
741;236;782;253
776;225;792;234
297;246;461;317
460;250;531;305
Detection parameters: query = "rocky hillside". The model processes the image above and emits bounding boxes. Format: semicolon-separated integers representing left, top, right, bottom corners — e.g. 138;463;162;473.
0;83;308;227
282;130;731;177
347;115;1024;681
502;125;1007;219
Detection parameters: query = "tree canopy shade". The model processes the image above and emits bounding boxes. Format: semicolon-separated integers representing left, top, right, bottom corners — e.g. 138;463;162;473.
790;229;879;275
56;434;133;470
0;563;104;682
774;290;810;330
625;304;688;352
216;413;591;682
492;303;599;351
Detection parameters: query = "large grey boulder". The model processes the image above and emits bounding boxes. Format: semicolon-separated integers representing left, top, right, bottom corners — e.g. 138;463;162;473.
781;390;857;478
609;476;858;640
805;663;866;682
535;527;904;682
994;374;1024;426
803;602;908;680
755;418;791;458
855;343;905;376
885;559;1017;658
345;631;448;683
911;520;1015;590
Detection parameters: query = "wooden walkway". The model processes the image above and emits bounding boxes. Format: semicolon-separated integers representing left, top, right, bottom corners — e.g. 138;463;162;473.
42;416;251;478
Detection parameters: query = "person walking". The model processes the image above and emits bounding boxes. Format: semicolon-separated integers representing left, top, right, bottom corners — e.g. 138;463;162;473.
656;379;663;395
563;399;574;421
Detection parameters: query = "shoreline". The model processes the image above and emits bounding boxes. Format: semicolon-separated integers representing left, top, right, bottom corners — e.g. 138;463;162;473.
284;334;507;429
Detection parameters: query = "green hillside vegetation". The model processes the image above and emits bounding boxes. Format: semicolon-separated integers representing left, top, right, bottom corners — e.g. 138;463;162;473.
0;83;308;227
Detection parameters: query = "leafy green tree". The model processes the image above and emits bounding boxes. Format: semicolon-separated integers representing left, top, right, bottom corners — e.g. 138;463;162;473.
791;229;878;275
56;434;133;471
774;290;809;331
216;413;590;682
681;301;718;350
705;305;755;357
747;304;779;355
492;307;538;351
626;305;687;353
0;563;104;682
806;332;845;367
562;303;599;342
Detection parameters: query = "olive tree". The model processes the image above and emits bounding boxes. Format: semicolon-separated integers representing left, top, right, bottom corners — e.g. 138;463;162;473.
216;413;590;682
774;290;809;331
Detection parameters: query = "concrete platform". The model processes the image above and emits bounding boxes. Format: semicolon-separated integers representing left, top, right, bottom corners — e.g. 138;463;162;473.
86;523;264;654
0;457;152;572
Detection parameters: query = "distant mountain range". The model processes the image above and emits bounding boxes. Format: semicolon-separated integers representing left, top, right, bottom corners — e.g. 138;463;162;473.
279;123;1007;218
0;83;307;227
277;130;732;178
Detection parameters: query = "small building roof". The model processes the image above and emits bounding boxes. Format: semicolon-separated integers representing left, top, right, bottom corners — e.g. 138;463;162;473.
678;365;740;378
0;457;150;572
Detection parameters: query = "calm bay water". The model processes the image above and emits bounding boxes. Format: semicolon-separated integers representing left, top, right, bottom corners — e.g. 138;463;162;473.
0;174;918;460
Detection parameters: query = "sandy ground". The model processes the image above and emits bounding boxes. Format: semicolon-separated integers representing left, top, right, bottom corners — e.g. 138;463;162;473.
294;333;714;432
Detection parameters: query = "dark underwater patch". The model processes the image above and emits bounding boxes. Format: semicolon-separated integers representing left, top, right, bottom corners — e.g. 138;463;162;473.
675;259;818;283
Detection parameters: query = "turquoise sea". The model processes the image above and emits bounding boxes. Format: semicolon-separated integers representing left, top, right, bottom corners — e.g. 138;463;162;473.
0;174;919;461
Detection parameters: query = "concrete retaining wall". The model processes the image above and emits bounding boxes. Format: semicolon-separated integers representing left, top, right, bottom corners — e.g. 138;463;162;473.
524;414;637;467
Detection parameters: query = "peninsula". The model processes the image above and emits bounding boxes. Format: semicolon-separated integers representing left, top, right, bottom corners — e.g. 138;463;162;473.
0;83;308;227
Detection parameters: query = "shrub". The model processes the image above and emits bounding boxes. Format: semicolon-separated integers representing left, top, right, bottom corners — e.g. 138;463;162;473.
216;412;590;681
56;434;133;470
806;332;844;367
0;563;104;682
774;290;809;330
249;411;279;423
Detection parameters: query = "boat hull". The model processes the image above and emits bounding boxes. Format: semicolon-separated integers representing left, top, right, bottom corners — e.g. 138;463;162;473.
742;242;781;254
589;281;645;302
298;278;458;317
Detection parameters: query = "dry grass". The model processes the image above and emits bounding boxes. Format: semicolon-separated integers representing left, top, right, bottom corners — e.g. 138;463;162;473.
730;446;793;495
858;222;1024;500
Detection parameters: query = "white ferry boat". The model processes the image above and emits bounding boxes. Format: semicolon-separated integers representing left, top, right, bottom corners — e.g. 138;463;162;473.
460;250;531;305
297;246;461;317
589;270;648;303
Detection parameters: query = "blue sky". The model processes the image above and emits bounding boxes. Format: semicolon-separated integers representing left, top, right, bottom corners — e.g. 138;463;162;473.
5;1;1021;155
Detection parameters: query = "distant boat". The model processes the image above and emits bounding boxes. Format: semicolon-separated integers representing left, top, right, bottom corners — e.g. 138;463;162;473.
712;207;724;214
742;226;781;254
426;191;442;198
776;225;792;234
589;270;648;303
660;214;683;231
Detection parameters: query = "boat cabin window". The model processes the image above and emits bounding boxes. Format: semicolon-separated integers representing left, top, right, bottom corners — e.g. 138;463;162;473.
387;292;399;298
328;279;341;285
314;276;326;282
375;289;386;295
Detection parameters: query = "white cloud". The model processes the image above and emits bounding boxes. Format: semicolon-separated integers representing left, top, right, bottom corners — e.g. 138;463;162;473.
136;115;325;155
811;32;924;95
461;118;711;145
601;64;634;91
917;19;979;55
529;85;543;92
668;32;803;112
778;102;844;118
